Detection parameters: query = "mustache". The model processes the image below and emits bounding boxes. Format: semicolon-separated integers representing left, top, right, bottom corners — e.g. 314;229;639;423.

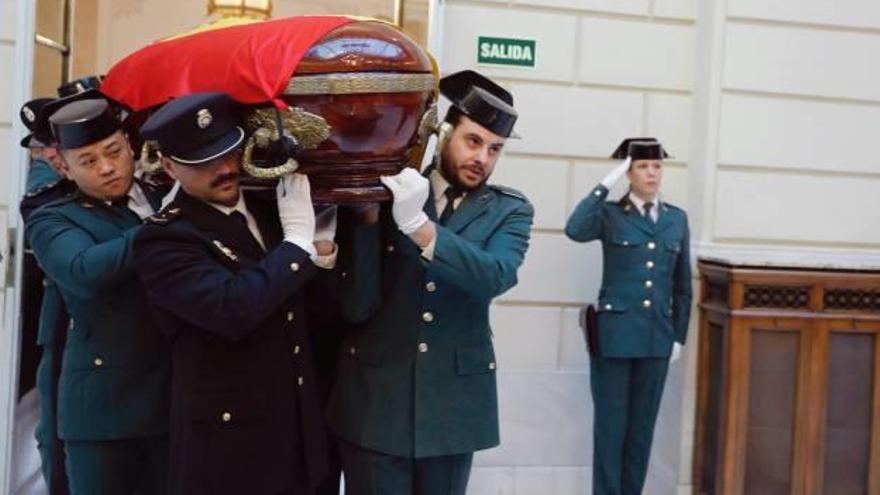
210;173;239;188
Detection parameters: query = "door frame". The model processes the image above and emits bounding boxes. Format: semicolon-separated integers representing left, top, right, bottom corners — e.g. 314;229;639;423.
0;0;37;492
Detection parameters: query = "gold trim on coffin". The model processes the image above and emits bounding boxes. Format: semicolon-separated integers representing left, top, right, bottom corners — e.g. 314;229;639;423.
284;72;436;95
241;106;331;179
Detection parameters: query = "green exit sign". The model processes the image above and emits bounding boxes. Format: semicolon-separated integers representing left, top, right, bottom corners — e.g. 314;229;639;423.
477;36;537;68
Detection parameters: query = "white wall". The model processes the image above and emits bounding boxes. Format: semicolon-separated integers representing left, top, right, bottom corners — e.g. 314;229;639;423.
441;1;697;493
94;0;402;71
693;0;880;266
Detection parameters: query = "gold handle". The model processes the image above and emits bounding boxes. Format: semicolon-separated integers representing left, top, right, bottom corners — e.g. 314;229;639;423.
240;134;300;179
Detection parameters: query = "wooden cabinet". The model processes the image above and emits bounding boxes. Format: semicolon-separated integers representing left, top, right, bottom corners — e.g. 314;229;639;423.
694;260;880;495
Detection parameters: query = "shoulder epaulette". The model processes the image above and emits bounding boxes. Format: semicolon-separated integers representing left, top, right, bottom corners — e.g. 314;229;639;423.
24;180;63;198
489;184;528;202
145;206;183;226
662;201;684;213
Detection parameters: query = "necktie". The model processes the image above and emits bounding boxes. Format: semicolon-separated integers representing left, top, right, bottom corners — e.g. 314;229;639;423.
229;210;264;250
644;202;654;223
228;211;248;227
439;187;464;225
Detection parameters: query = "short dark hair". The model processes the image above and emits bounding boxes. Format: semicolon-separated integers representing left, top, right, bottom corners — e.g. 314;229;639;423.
443;106;464;127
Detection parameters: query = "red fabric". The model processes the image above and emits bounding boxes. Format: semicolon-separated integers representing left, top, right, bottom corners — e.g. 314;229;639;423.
101;16;353;111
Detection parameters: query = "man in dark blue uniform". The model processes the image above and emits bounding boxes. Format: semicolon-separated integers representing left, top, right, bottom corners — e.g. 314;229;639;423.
18;96;75;495
27;91;171;495
565;138;692;495
133;92;337;494
327;70;534;495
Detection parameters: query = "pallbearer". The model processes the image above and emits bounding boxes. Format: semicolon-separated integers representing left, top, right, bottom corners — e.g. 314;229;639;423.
27;91;171;495
328;70;534;495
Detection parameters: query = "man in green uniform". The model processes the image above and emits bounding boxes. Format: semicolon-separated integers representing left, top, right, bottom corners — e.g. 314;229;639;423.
565;138;692;495
27;91;171;495
328;70;534;495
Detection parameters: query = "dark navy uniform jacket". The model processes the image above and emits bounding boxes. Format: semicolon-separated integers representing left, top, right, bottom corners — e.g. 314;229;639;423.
133;189;330;495
565;184;692;358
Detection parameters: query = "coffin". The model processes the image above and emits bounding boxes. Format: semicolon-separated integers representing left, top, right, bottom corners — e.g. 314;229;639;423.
102;16;438;202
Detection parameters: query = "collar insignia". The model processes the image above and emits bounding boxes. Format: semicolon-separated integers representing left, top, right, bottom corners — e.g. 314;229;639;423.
212;240;238;262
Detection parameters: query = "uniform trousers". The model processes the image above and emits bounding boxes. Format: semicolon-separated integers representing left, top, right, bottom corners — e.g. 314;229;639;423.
64;435;167;495
35;344;69;494
590;356;669;495
338;440;472;495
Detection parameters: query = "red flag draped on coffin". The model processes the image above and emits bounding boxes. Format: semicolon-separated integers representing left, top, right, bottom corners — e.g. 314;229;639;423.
101;15;353;111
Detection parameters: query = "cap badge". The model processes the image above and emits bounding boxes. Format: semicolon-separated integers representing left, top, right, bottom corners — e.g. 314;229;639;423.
197;109;213;129
23;106;36;123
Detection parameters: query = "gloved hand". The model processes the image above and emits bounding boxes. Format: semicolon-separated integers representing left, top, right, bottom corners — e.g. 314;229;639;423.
276;173;316;256
600;157;632;188
380;168;430;235
670;342;683;363
314;205;338;243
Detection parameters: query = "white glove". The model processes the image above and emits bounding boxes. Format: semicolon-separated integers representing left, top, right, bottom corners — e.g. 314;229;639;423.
314;205;338;243
670;342;683;363
600;157;632;188
380;168;430;235
276;173;316;256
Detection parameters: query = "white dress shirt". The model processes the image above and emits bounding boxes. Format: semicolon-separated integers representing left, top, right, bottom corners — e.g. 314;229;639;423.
208;193;337;269
627;192;660;223
126;182;157;220
208;194;267;250
421;169;469;261
430;168;468;219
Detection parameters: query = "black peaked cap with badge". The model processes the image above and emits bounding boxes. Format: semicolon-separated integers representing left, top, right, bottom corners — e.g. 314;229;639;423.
439;69;519;138
46;89;123;150
19;97;56;148
140;92;246;165
57;75;105;98
611;137;670;161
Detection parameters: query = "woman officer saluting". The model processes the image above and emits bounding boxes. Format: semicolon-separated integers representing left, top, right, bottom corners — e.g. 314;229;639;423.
565;137;692;495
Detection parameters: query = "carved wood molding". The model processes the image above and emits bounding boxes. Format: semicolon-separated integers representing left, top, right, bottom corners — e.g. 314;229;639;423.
743;285;810;310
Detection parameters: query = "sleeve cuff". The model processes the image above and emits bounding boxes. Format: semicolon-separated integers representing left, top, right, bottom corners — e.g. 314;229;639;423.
311;243;338;269
420;235;437;261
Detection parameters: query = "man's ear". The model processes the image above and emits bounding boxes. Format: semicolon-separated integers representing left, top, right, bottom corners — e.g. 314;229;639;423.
160;157;178;181
56;152;74;179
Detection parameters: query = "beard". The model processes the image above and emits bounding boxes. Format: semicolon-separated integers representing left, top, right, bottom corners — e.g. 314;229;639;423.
438;148;487;191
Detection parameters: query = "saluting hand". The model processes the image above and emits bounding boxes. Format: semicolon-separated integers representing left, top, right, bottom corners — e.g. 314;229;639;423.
380;168;430;235
601;157;632;188
276;173;316;256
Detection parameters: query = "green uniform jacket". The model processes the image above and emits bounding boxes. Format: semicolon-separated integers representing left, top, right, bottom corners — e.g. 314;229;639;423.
27;190;171;441
565;184;692;358
328;177;534;459
20;160;75;346
565;185;691;358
